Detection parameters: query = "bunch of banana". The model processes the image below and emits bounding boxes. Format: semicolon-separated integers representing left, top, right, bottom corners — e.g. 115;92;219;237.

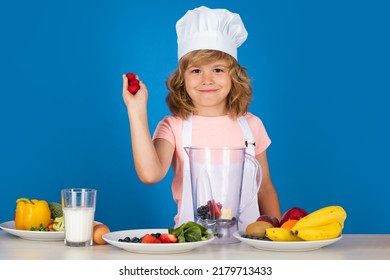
290;205;347;241
265;227;303;241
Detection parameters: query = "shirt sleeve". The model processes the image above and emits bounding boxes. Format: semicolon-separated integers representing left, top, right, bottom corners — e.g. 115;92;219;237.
152;115;177;147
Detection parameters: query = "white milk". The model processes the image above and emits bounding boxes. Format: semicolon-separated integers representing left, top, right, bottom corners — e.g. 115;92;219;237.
63;207;95;242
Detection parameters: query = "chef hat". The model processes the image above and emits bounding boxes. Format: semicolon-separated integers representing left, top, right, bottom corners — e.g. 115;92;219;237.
176;6;248;61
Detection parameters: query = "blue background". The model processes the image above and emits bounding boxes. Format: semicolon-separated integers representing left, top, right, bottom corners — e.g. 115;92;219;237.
1;0;389;233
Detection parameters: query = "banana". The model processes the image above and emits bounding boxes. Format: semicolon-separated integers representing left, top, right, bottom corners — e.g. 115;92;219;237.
291;205;347;231
294;222;342;241
265;227;303;241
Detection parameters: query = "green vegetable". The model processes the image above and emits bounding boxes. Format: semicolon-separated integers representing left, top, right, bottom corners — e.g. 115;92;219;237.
53;216;64;231
168;221;211;243
30;223;50;231
49;202;63;219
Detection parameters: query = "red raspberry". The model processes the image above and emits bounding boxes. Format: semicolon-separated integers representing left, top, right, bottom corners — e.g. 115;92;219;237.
128;84;140;94
126;72;136;81
126;72;140;94
129;79;139;86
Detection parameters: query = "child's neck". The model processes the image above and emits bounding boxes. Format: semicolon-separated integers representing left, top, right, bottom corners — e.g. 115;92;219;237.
194;108;227;117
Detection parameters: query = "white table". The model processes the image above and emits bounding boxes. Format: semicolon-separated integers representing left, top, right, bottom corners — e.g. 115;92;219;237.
0;231;389;260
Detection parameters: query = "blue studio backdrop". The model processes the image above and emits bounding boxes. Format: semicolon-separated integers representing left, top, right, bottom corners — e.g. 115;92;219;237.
1;0;389;233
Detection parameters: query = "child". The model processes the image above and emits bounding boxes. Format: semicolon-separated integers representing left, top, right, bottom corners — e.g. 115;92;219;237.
122;6;281;229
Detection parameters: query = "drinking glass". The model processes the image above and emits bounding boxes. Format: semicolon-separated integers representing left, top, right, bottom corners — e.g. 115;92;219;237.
61;188;97;247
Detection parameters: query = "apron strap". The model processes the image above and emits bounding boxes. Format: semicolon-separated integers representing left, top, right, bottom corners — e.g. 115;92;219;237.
178;115;194;226
237;116;255;156
237;116;260;229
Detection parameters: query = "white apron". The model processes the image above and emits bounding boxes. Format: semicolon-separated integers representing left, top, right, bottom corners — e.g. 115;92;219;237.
178;115;261;231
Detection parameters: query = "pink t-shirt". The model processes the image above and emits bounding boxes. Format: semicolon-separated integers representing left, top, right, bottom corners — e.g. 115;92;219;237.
152;113;271;225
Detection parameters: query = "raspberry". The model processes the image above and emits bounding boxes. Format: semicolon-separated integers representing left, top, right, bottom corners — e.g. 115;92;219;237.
129;79;139;86
126;72;140;95
126;72;136;81
128;84;140;94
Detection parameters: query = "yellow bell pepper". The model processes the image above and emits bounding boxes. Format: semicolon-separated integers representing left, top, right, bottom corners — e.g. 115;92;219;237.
14;198;51;230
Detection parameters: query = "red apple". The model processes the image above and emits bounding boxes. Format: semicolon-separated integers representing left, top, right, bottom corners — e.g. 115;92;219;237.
256;215;280;228
280;207;308;225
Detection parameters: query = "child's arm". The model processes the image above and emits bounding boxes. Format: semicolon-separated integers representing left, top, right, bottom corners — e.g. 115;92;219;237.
256;151;282;220
122;75;174;184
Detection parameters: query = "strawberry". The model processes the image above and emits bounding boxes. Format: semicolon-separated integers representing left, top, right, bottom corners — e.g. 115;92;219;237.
158;234;178;243
207;200;222;219
141;234;161;243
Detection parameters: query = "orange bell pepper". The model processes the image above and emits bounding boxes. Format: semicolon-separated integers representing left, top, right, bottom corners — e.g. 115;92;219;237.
14;198;51;230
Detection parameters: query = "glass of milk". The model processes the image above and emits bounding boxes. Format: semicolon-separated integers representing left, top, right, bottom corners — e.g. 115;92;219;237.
61;188;97;247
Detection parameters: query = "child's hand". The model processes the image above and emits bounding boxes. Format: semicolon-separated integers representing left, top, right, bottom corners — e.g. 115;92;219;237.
122;73;148;110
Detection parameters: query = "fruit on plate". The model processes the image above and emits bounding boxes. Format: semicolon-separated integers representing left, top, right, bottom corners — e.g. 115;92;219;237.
118;233;161;243
292;205;347;231
118;232;179;244
141;234;162;243
158;233;178;243
126;72;140;94
93;223;110;245
14;197;51;230
280;207;308;225
265;227;303;241
280;219;298;229
245;221;274;238
294;222;343;241
291;205;347;241
117;222;210;244
256;214;280;227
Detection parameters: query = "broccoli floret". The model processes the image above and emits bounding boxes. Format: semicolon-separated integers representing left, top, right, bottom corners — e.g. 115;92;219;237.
53;216;64;231
49;202;63;219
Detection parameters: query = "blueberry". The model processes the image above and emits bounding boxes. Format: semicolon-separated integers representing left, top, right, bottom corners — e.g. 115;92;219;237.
131;237;141;243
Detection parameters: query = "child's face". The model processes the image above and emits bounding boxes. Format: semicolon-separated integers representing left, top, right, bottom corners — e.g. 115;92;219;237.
184;59;232;116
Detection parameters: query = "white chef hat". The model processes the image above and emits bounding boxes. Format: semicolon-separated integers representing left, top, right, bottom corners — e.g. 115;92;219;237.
176;6;248;61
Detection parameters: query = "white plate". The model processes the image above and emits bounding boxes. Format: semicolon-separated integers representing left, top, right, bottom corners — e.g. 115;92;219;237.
233;231;342;252
103;228;215;254
0;221;64;241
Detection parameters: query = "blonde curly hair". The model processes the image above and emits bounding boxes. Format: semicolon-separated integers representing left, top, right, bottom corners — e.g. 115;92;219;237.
166;50;252;120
